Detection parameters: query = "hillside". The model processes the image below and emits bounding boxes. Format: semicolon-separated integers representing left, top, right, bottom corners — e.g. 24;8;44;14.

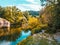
28;11;39;16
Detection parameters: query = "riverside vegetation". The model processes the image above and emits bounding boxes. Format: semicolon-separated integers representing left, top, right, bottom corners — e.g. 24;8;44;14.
0;0;60;45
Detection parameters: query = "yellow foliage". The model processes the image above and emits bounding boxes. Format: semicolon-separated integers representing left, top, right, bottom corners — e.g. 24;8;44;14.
28;17;38;24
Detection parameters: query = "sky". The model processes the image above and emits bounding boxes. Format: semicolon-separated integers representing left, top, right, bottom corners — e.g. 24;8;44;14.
0;0;45;11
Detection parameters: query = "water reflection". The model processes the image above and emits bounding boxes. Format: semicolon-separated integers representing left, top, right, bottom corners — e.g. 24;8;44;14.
0;28;21;41
0;30;31;45
10;30;31;45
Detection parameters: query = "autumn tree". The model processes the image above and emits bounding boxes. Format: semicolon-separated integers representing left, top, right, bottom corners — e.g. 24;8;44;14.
23;11;29;20
40;0;60;33
3;6;23;24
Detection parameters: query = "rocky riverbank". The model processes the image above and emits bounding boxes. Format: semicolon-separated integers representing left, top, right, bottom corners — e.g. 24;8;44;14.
17;32;60;45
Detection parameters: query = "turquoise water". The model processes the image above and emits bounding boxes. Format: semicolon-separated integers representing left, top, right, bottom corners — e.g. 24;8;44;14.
0;30;60;45
0;30;31;45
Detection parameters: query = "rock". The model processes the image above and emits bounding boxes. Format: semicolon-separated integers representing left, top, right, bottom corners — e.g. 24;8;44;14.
53;32;60;43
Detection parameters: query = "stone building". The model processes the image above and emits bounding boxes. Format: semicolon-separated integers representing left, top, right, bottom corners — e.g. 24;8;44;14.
0;18;10;30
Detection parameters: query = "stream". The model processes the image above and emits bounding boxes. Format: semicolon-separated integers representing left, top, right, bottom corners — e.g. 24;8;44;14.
0;30;31;45
0;30;60;45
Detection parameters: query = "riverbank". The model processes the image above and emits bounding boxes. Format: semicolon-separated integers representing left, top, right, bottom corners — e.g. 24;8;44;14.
17;32;60;45
53;32;60;43
0;30;31;45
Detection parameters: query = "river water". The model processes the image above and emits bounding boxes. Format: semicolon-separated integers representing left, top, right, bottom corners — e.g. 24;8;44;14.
0;30;60;45
0;30;31;45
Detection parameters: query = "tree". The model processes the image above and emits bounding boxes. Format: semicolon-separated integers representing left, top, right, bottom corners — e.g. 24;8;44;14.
11;6;23;24
3;6;23;24
40;0;47;6
40;0;60;33
23;11;29;20
0;6;5;18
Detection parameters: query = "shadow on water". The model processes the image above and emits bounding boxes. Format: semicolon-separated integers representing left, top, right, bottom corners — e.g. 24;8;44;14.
0;28;21;41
